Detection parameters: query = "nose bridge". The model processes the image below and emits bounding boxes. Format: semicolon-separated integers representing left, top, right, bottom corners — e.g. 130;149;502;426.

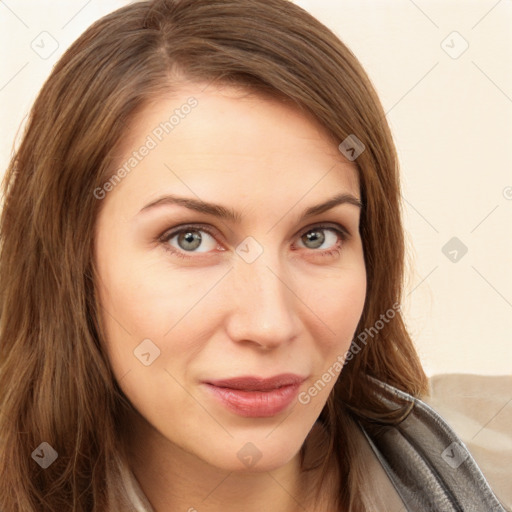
225;247;299;347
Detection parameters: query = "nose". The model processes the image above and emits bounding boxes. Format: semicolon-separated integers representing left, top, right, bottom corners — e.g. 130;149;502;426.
223;252;301;350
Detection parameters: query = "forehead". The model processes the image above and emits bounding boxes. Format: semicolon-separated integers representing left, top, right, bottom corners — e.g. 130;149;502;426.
103;84;360;211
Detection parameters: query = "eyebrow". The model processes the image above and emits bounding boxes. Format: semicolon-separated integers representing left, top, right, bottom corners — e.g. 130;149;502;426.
138;192;362;222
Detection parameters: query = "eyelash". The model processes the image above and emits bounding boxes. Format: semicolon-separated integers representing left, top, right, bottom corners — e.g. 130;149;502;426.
158;223;349;261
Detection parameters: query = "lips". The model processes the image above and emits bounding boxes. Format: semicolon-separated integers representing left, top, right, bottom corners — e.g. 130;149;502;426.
206;374;306;391
203;373;306;417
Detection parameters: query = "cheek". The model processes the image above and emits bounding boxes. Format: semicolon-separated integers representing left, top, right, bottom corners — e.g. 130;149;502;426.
97;243;212;335
95;247;226;386
95;262;210;426
296;265;366;411
306;264;367;350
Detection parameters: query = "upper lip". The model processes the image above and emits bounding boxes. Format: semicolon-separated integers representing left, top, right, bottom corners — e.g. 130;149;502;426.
205;373;306;391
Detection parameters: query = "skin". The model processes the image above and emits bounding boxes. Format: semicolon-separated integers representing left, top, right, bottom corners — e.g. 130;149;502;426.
94;83;366;512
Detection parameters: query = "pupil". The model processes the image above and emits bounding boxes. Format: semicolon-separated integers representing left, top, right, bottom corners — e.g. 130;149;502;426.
179;231;202;251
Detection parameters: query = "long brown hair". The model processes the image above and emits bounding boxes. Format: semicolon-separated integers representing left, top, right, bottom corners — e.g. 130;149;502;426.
0;0;428;510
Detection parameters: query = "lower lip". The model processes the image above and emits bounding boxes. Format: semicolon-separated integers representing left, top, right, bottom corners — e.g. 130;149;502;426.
203;383;301;417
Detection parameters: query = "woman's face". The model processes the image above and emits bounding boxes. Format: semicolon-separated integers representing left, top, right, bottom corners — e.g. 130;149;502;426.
94;83;366;472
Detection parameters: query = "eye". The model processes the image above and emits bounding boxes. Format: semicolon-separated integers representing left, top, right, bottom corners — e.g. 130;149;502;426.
299;228;337;250
295;224;348;256
160;226;219;255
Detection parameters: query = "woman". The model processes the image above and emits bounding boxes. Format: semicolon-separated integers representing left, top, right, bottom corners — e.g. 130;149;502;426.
0;0;506;510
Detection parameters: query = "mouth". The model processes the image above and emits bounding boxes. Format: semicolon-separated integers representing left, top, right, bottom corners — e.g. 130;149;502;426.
202;373;306;418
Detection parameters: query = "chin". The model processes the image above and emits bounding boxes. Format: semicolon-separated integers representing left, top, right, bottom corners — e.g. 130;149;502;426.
194;432;307;473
